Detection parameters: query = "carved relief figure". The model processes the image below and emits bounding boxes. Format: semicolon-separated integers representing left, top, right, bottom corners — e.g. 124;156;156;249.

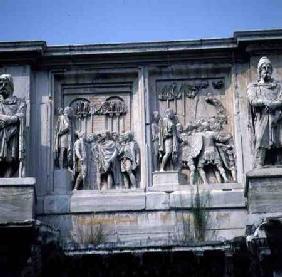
54;106;73;169
96;131;121;189
84;133;98;190
73;131;87;190
197;121;229;184
0;74;26;177
119;132;140;189
179;125;199;185
247;56;282;167
151;111;161;171
159;108;179;171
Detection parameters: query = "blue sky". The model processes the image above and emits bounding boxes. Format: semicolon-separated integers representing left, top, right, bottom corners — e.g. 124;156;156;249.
1;0;282;45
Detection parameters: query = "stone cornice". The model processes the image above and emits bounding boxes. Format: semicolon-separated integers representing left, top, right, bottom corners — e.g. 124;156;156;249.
0;29;282;65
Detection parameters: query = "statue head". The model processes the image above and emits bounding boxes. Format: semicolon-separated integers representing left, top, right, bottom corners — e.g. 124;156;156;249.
112;132;119;142
63;106;73;117
105;130;112;140
164;108;175;120
152;111;160;122
257;56;273;83
126;131;134;141
0;74;14;99
77;131;85;139
87;133;97;143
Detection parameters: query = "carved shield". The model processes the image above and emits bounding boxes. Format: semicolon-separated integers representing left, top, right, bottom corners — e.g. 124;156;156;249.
188;133;203;158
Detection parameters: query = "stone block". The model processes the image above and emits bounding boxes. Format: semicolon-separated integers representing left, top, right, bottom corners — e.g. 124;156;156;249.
170;189;245;209
145;192;169;210
70;190;146;213
152;171;181;192
44;195;70;214
54;169;73;194
0;177;35;223
247;167;282;213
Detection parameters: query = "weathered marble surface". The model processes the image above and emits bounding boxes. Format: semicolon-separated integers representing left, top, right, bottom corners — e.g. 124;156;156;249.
0;178;35;223
247;167;282;213
38;209;247;247
70;190;146;212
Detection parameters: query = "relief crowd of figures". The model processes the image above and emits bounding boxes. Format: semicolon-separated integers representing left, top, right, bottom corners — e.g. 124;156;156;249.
152;105;236;185
54;109;140;190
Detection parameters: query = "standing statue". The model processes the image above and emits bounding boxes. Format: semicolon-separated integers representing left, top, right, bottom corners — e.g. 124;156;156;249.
96;131;121;189
54;106;73;169
73;131;87;190
151;111;161;171
247;56;282;167
119;132;140;189
0;74;26;177
159;108;178;171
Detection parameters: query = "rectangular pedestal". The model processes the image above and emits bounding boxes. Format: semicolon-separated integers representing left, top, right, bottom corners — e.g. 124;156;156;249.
152;171;181;192
246;167;282;213
0;177;36;223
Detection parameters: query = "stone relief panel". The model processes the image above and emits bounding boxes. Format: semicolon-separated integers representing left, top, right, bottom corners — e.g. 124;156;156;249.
54;81;140;191
152;77;236;185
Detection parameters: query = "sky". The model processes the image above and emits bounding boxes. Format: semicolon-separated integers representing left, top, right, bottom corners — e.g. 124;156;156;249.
0;0;282;45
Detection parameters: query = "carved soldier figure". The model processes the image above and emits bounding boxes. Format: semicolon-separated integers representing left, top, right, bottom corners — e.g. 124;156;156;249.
73;131;87;190
54;106;73;169
119;132;140;189
159;108;178;171
197;121;229;184
179;125;199;185
247;56;282;167
96;131;121;189
0;74;26;177
151;111;161;171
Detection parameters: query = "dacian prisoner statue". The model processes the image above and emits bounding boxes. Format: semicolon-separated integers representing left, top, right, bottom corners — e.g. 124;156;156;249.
0;74;26;177
247;56;282;168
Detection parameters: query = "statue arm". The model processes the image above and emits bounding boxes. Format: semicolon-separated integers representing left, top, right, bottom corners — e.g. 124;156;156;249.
75;142;83;161
0;114;19;124
247;86;265;107
135;143;140;166
108;148;118;164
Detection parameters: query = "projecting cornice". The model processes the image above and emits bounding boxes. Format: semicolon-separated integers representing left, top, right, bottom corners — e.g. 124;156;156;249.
0;29;282;65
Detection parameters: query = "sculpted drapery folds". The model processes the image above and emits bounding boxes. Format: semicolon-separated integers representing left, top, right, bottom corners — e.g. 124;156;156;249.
119;131;140;189
96;131;121;190
159;108;179;171
73;131;87;190
54;106;74;169
247;56;282;168
0;74;26;177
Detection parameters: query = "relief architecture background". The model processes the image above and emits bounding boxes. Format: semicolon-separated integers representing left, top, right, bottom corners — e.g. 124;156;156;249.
1;30;282;276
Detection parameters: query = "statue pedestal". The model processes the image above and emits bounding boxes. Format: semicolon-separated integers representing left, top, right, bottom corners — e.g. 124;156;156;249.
246;167;282;214
54;169;73;194
0;177;36;223
152;171;181;192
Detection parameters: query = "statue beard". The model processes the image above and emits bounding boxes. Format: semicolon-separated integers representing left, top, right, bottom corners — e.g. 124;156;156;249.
0;89;10;99
261;71;272;83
